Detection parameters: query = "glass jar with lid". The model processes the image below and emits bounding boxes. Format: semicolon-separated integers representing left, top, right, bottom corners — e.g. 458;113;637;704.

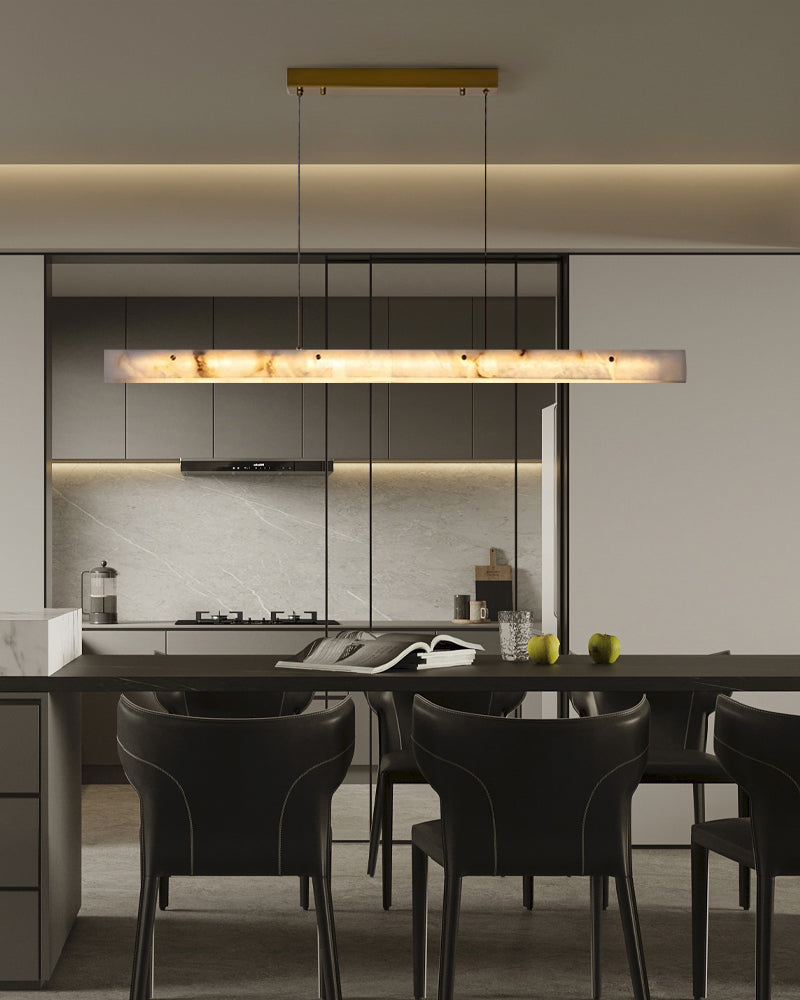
81;560;118;623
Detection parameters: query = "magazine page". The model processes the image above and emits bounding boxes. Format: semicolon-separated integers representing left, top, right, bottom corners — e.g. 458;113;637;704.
429;633;485;652
336;637;427;669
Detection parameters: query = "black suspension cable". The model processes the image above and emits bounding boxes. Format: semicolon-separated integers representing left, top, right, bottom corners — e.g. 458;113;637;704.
296;87;303;350
483;88;488;350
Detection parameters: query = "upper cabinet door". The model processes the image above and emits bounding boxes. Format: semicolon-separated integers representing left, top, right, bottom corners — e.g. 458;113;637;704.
50;297;126;459
388;297;474;460
472;297;556;461
303;297;389;460
125;298;214;459
213;298;307;458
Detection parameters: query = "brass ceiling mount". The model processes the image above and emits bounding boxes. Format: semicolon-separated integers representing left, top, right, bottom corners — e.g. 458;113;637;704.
286;67;498;96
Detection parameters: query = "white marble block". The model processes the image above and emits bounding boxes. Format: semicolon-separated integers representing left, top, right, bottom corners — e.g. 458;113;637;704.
0;609;81;676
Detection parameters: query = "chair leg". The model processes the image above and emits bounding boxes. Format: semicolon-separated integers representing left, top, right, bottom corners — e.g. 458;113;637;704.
615;876;650;1000
756;875;774;1000
367;770;385;877
739;789;752;910
312;875;342;1000
300;874;310;910
438;874;463;1000
131;876;158;1000
381;781;394;910
692;783;706;824
522;875;534;910
158;875;169;911
412;844;429;1000
691;842;709;1000
590;876;602;1000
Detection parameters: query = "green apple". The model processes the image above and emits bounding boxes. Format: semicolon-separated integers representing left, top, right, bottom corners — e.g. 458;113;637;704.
588;633;621;664
527;633;560;665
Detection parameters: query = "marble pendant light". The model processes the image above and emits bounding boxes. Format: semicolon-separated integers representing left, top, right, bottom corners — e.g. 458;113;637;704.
104;347;686;383
105;69;685;386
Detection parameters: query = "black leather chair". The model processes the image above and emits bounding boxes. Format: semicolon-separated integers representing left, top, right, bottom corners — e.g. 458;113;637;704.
153;689;316;910
117;691;354;1000
410;695;651;1000
571;666;751;910
365;689;526;909
691;695;800;1000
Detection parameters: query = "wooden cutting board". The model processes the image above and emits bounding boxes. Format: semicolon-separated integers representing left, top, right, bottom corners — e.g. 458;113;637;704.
474;547;513;621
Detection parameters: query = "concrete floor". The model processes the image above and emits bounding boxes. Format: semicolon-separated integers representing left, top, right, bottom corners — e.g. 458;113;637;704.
14;784;800;999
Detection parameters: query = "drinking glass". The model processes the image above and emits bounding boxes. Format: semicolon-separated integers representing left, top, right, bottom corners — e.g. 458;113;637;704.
498;610;532;661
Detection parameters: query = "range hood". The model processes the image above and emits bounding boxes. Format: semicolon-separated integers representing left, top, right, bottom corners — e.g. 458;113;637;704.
180;459;333;475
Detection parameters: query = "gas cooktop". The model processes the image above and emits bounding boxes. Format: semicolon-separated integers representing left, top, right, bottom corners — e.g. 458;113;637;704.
174;611;340;626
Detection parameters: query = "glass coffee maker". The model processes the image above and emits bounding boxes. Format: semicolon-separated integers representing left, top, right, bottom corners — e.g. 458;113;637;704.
81;560;118;624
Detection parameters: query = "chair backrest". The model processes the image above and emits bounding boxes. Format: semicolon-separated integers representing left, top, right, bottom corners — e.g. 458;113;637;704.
117;692;354;878
411;695;649;878
714;695;800;877
570;652;731;752
154;689;314;718
365;689;525;755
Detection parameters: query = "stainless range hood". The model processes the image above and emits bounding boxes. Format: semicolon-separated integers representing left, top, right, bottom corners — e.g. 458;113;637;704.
180;460;333;475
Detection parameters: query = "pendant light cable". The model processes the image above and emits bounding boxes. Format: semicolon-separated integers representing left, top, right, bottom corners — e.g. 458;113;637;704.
483;87;488;350
296;87;303;350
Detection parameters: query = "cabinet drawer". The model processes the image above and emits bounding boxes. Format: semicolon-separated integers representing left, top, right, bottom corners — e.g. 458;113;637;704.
0;705;39;793
166;630;324;656
0;891;39;981
0;800;38;887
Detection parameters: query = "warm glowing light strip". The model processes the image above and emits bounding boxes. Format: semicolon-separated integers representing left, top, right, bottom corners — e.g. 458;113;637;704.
104;349;686;384
286;67;498;95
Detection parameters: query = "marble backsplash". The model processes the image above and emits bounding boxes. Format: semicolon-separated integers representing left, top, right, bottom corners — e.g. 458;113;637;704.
51;462;542;623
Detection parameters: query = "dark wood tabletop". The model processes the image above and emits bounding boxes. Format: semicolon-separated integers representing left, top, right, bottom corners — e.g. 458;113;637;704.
9;651;800;693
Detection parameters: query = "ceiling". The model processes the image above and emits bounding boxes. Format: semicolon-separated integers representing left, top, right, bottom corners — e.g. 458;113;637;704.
3;0;799;165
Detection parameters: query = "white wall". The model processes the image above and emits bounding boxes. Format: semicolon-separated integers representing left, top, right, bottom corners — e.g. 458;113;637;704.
0;255;45;607
568;253;800;841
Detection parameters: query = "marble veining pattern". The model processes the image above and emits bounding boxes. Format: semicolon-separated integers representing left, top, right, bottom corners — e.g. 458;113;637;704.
0;609;80;676
52;463;541;623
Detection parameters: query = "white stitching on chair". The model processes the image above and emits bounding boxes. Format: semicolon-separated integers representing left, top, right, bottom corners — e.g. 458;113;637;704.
412;736;499;874
715;736;800;802
117;737;196;874
392;698;403;750
683;693;695;750
580;747;648;874
277;742;355;875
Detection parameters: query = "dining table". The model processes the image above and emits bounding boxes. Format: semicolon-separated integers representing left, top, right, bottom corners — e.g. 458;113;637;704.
32;650;800;693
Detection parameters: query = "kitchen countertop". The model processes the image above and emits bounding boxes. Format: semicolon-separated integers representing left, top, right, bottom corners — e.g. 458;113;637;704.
82;620;504;631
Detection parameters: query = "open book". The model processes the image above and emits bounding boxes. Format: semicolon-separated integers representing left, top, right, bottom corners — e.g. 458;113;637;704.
277;630;484;674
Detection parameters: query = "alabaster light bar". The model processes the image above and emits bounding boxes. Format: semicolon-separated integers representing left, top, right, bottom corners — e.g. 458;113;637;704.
104;348;686;384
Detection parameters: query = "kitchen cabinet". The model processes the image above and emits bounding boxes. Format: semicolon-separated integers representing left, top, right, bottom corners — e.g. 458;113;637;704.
165;629;322;656
387;297;474;460
125;298;214;459
0;694;81;985
472;297;556;461
49;297;126;459
303;297;390;460
213;298;307;458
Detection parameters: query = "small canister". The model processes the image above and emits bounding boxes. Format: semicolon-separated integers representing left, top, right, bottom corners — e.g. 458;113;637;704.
453;594;470;621
81;560;118;624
